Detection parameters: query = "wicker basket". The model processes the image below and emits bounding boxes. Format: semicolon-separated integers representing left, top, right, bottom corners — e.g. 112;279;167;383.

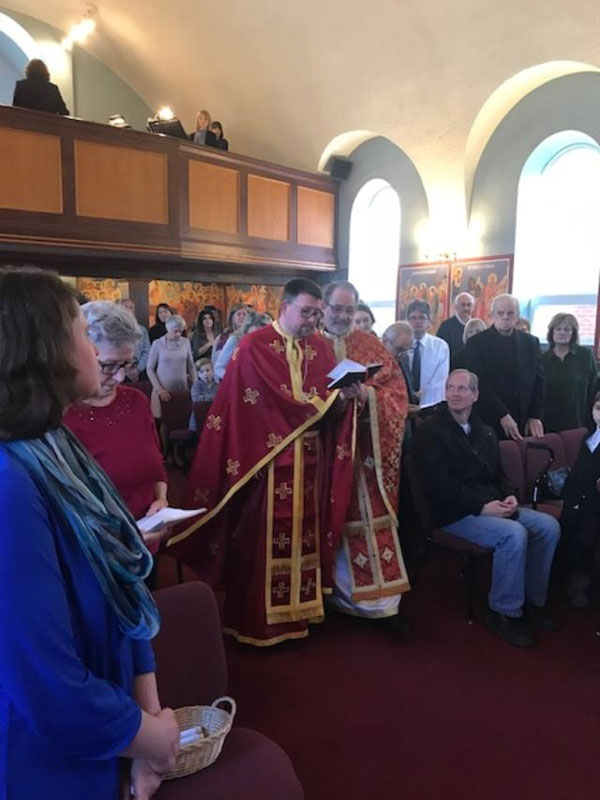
164;696;237;780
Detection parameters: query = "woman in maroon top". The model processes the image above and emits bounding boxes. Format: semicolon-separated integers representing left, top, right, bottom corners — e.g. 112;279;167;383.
64;301;169;561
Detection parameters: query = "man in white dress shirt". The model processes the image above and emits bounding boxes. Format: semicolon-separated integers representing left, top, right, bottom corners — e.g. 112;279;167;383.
406;299;449;408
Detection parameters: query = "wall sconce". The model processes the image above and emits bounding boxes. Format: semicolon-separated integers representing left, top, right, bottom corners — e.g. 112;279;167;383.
61;4;98;51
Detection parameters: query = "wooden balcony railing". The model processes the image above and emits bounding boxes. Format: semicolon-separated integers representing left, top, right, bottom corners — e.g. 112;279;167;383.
0;106;338;275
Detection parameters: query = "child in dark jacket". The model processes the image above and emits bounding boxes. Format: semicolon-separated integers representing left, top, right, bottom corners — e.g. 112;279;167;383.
188;358;218;432
560;392;600;607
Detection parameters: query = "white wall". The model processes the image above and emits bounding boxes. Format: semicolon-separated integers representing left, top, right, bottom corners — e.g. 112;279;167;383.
470;72;600;256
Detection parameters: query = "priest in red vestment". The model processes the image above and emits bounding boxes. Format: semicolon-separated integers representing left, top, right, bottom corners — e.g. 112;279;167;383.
169;279;355;646
322;280;410;622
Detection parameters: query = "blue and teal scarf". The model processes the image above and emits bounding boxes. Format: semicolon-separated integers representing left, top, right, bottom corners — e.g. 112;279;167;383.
2;426;160;639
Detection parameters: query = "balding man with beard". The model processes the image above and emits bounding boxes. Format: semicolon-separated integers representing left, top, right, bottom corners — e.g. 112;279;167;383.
322;281;410;628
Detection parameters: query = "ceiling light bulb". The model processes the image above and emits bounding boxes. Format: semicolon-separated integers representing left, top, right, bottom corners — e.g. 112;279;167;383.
81;18;96;35
70;23;88;44
157;106;175;121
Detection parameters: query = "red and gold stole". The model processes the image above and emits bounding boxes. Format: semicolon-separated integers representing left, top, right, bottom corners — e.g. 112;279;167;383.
168;323;354;610
325;329;411;601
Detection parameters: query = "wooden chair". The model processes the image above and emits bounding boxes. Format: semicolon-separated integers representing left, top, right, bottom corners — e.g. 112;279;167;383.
153;582;305;800
403;453;492;623
160;390;197;470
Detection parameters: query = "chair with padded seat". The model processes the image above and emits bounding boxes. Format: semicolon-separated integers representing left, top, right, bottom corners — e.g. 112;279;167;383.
517;433;568;518
193;400;213;434
129;380;154;401
153;582;305;800
160;390;197;470
403;453;492;623
558;427;586;467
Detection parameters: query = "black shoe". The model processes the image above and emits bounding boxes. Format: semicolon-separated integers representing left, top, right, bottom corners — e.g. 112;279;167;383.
487;609;535;648
524;603;559;632
373;614;412;638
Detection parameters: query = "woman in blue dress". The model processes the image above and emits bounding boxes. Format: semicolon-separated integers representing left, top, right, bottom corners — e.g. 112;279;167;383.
0;267;179;799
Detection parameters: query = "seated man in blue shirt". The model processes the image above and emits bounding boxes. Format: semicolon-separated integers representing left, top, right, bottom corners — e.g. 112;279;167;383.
413;369;560;647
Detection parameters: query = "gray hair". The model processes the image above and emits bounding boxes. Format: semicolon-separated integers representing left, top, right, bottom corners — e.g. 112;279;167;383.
242;311;272;335
447;369;479;392
491;293;519;315
382;321;413;343
463;317;485;344
454;292;475;307
166;314;186;332
323;280;359;305
82;301;141;347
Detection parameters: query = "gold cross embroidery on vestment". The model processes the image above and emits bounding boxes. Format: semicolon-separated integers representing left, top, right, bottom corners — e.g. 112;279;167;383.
275;482;293;500
207;414;222;431
243;387;260;405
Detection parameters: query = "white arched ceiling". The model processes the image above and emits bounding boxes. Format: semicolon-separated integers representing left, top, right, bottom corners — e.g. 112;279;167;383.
4;1;600;259
317;131;379;172
469;72;600;256
0;10;37;57
465;60;600;212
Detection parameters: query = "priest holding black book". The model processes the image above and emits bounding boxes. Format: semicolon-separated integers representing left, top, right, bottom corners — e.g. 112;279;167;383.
322;281;411;627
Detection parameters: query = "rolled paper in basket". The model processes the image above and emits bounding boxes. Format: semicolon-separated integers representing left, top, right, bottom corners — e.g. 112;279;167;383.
180;727;203;745
181;733;202;746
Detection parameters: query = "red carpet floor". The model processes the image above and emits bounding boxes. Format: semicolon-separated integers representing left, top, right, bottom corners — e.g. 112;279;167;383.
158;548;600;800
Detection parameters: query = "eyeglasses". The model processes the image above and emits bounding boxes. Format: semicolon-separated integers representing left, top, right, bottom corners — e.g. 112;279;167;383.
98;359;137;375
289;303;323;319
326;303;356;316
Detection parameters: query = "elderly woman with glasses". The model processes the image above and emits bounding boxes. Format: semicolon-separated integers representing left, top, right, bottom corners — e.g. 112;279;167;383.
63;302;169;558
146;314;197;421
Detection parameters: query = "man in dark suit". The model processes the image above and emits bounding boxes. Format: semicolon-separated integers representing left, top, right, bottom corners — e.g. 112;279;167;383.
464;293;544;441
436;292;474;357
13;59;69;116
381;321;418;405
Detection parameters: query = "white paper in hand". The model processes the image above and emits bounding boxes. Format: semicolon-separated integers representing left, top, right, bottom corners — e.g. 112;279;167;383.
326;358;366;383
136;507;206;533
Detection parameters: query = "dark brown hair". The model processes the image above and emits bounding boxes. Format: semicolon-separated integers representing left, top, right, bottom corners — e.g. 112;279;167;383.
25;59;50;81
356;302;375;325
0;266;79;441
283;278;322;304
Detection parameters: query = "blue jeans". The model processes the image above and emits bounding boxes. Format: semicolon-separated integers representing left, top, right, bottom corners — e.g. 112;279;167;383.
443;508;560;617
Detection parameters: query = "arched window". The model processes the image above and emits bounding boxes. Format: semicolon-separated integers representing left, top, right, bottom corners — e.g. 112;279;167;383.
513;131;600;344
349;179;401;334
0;12;37;105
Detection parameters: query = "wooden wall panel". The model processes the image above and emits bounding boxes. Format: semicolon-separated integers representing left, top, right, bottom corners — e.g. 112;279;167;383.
247;174;290;241
297;186;334;248
188;160;239;233
0;127;62;213
74;141;168;223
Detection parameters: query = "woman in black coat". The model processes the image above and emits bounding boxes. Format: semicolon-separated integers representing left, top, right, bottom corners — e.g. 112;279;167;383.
210;121;229;151
560;392;600;607
542;312;597;432
149;303;172;343
13;59;69;115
